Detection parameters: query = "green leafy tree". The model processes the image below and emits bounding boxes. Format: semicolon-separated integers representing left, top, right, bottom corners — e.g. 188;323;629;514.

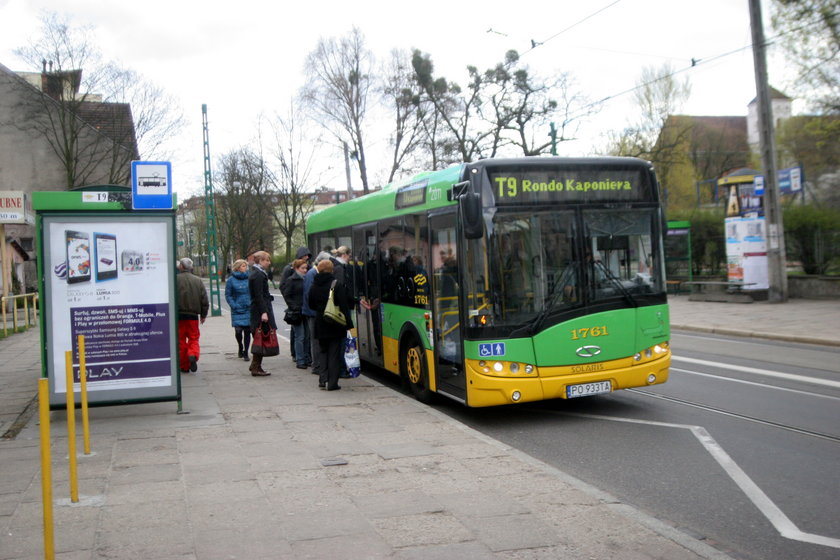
782;204;840;274
772;0;839;114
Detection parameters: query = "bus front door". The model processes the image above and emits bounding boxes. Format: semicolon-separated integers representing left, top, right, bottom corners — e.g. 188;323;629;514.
353;225;383;367
430;213;466;400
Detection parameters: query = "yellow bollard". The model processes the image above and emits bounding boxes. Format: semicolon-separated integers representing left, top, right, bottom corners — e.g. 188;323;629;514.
78;336;91;455
64;351;78;503
38;378;55;560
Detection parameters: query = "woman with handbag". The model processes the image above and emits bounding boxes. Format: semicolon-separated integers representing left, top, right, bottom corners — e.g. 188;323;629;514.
280;258;310;369
225;259;252;361
308;259;354;391
248;251;277;376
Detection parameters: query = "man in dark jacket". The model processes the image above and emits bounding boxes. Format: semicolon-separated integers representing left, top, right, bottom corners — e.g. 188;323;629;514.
176;258;209;373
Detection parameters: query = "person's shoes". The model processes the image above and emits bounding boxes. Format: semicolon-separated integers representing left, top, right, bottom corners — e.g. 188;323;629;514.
318;382;326;389
339;373;352;378
251;370;270;377
326;385;341;391
296;364;308;369
188;355;198;372
237;349;244;358
242;353;249;361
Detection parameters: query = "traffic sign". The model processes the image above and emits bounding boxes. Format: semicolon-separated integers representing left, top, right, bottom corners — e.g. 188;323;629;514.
131;161;173;210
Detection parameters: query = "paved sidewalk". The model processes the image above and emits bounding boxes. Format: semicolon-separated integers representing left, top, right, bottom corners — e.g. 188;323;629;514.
1;295;837;559
667;293;840;347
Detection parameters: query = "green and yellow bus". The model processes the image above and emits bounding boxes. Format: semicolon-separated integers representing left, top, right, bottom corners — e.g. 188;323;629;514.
307;157;670;407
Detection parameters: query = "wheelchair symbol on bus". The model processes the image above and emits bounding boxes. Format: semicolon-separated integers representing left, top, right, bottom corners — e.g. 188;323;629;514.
479;343;505;357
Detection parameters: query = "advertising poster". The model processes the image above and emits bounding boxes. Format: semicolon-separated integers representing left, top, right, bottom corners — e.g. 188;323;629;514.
725;216;769;290
43;216;177;403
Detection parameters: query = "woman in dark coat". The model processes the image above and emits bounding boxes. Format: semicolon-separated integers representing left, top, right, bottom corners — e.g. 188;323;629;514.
225;259;252;361
308;259;353;390
281;258;310;369
248;251;276;376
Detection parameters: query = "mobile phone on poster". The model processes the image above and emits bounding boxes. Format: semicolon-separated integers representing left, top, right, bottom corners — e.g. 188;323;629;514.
65;230;91;284
94;232;118;281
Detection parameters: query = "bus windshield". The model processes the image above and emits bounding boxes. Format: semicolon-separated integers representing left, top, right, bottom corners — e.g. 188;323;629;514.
465;206;665;337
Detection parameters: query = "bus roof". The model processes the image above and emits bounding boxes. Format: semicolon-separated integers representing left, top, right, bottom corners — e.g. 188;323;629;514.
307;164;464;234
306;156;655;234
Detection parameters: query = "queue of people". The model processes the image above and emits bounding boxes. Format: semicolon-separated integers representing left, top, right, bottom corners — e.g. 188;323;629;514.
201;245;356;389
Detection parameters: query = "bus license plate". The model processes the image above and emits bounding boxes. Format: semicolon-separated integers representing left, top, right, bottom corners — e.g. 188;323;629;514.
566;381;612;398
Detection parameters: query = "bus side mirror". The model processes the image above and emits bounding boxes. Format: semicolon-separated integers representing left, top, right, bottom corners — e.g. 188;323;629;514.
460;192;483;239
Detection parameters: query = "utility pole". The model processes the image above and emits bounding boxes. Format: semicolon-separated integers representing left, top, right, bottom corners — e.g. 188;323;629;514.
749;0;787;302
201;104;222;316
343;141;353;200
548;122;558;156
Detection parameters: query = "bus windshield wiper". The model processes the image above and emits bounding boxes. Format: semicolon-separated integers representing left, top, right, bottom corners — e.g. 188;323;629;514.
519;269;568;336
595;261;637;307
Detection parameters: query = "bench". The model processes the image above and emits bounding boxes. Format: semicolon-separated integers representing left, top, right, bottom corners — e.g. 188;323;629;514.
665;280;682;294
683;281;756;303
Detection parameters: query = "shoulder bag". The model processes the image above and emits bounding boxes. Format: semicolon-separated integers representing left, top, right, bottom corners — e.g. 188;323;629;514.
251;323;280;356
323;280;347;326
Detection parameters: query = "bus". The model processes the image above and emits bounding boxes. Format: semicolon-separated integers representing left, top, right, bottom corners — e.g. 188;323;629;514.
306;157;670;407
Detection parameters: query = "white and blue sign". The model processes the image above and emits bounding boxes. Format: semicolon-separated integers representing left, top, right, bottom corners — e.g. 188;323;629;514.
778;166;803;193
478;342;506;357
753;174;764;196
131;161;173;210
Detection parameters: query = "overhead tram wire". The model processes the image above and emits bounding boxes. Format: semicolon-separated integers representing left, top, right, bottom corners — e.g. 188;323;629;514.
519;0;624;58
534;8;840;125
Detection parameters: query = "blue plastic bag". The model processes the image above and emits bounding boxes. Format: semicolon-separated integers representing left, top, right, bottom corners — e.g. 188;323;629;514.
344;334;361;378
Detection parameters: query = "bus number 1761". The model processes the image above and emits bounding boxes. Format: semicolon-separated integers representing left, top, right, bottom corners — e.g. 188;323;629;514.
570;326;609;340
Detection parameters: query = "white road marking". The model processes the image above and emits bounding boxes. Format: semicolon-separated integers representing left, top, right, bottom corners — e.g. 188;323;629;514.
671;367;840;401
672;356;840;389
567;412;840;549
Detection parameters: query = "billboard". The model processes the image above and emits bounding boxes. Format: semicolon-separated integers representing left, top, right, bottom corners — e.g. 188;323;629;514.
41;214;178;406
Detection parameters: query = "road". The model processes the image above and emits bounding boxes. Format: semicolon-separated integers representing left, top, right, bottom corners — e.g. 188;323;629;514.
247;291;840;559
425;331;840;560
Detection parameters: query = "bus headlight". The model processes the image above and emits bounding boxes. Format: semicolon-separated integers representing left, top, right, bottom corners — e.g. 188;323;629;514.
493;362;504;372
647;374;657;384
509;362;520;373
511;391;522;402
524;364;534;374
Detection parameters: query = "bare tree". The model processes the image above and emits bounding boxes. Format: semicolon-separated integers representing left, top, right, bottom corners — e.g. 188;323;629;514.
381;49;425;182
606;64;692;160
480;50;592;157
215;146;276;272
268;104;320;260
302;27;373;194
103;65;187;161
412;50;490;163
14;13;136;188
15;12;185;188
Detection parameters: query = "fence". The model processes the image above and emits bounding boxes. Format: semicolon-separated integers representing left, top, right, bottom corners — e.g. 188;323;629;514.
1;292;39;337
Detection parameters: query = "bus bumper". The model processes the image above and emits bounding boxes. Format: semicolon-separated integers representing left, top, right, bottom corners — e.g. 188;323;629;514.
464;354;670;407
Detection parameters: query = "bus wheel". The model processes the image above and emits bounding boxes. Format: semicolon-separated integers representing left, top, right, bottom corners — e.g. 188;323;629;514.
402;336;433;403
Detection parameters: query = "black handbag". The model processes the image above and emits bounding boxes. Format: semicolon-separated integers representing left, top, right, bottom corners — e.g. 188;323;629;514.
283;308;302;325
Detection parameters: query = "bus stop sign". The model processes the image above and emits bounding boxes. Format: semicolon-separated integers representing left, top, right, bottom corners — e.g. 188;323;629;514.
131;161;173;210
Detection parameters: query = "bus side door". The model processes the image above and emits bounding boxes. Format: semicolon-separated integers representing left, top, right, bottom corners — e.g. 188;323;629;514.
430;212;466;399
353;224;383;367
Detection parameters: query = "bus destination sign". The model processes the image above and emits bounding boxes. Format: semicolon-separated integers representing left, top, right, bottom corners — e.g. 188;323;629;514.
488;168;650;204
395;179;429;209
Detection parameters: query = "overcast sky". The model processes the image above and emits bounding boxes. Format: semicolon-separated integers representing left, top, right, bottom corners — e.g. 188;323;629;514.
0;0;794;197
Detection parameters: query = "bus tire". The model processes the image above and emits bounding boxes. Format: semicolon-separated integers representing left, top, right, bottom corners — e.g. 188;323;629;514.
401;335;433;403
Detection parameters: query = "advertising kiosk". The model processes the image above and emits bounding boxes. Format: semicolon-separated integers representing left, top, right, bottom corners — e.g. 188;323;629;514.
33;185;180;408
